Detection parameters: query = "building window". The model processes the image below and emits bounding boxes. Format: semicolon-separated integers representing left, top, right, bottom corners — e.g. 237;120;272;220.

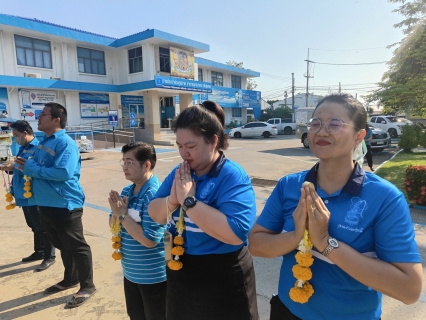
161;97;174;107
128;47;143;74
77;47;106;75
198;68;203;81
231;75;241;89
159;47;170;73
232;108;242;117
14;35;52;69
211;71;223;86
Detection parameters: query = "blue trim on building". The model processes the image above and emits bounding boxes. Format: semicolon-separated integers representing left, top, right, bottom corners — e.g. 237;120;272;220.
0;14;209;51
195;57;260;77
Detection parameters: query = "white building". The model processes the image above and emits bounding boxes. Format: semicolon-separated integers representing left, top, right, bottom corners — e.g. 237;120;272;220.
0;14;261;144
272;93;324;110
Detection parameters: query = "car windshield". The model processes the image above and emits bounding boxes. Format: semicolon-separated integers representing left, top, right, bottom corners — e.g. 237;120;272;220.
386;117;397;122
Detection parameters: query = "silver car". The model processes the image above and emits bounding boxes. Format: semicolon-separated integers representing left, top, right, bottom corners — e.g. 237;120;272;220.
229;121;278;138
369;125;391;152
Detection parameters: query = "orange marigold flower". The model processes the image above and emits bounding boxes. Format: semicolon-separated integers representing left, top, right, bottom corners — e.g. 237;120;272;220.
112;251;122;261
292;264;312;281
23;192;32;198
295;252;314;267
112;236;121;242
171;245;185;256
112;242;122;249
168;260;183;270
173;236;184;245
289;281;314;304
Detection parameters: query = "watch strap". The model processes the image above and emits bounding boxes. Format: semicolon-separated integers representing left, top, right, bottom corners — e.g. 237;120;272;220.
321;237;338;257
119;214;126;223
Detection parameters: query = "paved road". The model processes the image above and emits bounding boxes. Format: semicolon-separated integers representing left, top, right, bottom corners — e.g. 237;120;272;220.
0;134;424;319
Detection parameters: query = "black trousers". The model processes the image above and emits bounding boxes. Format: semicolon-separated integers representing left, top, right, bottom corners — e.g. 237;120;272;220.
22;205;55;260
38;206;95;292
365;144;373;168
124;277;167;320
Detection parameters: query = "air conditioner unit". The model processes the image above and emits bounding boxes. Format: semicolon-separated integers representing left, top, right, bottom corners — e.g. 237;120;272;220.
24;72;42;78
50;76;61;80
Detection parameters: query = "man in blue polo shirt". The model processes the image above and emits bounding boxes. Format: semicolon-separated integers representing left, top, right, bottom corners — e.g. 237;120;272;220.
1;120;56;271
16;103;96;308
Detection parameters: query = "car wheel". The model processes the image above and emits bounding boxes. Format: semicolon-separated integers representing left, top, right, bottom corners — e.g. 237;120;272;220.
302;134;309;148
263;131;271;138
234;132;241;138
372;148;384;153
284;126;292;135
388;128;398;139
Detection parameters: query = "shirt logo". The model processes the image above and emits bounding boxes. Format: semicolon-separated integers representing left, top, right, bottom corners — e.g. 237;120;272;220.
199;181;215;200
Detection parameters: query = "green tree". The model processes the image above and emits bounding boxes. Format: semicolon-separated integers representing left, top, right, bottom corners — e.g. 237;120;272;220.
226;61;258;91
365;1;426;117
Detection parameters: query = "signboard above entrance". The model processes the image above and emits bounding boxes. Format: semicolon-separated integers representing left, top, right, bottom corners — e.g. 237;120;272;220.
155;76;212;93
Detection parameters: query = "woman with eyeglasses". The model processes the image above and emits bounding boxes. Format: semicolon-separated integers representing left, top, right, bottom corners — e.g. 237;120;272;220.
249;93;422;320
108;142;166;320
148;101;258;320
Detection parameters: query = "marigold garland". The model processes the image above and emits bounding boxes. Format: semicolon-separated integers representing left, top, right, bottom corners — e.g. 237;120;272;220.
23;175;32;198
2;170;15;210
111;218;122;261
167;208;185;271
289;229;314;304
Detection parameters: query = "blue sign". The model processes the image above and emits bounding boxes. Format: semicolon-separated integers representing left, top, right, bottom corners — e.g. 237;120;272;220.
121;95;143;105
294;105;299;110
130;112;136;119
174;96;180;104
194;87;261;109
155;76;212;93
108;110;118;127
131;119;136;127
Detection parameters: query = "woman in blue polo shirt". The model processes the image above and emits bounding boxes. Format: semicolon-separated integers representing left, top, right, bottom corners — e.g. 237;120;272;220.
249;93;423;320
148;101;258;320
108;142;166;320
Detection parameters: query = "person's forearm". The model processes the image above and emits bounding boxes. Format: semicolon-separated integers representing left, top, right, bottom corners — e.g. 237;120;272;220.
249;231;300;258
148;197;178;224
185;202;244;245
325;241;423;304
121;217;157;248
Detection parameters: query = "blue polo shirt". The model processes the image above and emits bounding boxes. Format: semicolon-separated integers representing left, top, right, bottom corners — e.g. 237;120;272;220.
12;137;39;206
365;128;373;146
153;152;256;255
117;175;167;284
23;129;84;210
256;163;421;320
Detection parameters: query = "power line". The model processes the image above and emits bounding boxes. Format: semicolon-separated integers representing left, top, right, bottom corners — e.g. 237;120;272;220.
312;61;388;66
309;46;388;52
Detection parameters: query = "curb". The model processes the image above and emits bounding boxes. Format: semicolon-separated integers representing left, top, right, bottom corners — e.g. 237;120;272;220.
413;205;426;211
373;148;404;173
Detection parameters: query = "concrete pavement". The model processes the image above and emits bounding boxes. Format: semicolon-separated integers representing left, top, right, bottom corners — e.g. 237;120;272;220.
0;135;425;319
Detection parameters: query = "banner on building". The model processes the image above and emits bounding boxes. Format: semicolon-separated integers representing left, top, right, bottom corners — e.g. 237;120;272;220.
0;88;8;113
80;93;110;118
170;47;195;80
155;76;212;93
194;87;261;108
20;89;57;121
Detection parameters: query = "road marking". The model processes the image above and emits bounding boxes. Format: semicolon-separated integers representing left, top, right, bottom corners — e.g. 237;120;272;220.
158;156;182;162
269;153;318;164
228;147;241;149
84;202;111;213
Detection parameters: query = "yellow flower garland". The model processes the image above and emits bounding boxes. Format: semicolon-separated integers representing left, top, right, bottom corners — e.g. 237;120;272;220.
23;175;32;198
167;208;185;271
2;169;15;210
289;230;315;304
111;219;122;261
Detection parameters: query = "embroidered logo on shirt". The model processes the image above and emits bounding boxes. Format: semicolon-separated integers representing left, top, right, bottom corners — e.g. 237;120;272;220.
199;181;215;200
337;197;367;233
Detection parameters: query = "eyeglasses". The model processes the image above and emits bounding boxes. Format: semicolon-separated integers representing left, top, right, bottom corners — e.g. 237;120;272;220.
38;113;52;118
119;159;136;167
308;118;358;135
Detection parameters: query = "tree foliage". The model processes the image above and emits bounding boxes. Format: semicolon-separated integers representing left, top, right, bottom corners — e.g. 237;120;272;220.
365;1;426;117
258;107;292;121
226;61;258;91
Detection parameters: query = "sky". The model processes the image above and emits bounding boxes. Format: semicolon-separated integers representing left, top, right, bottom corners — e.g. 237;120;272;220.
0;0;405;104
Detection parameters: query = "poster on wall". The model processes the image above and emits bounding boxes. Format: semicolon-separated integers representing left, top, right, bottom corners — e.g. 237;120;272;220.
80;93;110;118
194;87;261;109
19;89;57;121
170;47;194;79
0;88;8;113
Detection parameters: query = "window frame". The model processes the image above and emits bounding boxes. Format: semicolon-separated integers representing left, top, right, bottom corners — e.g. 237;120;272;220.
231;75;241;89
198;68;203;82
159;47;170;73
211;71;223;86
14;35;52;69
232;107;242;117
128;46;143;74
77;47;106;75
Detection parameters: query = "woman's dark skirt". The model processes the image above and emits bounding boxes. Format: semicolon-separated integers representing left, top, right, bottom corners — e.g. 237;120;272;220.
166;246;259;320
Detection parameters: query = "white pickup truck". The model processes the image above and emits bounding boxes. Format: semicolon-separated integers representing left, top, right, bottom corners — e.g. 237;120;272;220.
266;118;296;135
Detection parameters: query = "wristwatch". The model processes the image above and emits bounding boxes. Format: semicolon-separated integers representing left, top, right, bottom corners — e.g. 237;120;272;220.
182;196;197;212
118;214;127;223
321;237;339;257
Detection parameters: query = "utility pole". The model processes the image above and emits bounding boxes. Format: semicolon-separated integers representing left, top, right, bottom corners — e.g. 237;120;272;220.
304;48;314;108
284;90;288;108
292;72;295;122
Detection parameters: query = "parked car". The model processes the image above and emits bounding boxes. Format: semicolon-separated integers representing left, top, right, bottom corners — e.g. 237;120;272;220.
295;123;309;148
229;121;278;138
266;118;296;135
369;125;391;152
368;115;411;139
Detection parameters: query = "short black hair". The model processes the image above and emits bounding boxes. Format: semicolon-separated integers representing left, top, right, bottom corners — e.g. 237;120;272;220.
10;120;34;135
172;104;229;151
121;142;157;170
45;102;67;129
2;110;7;114
314;93;367;131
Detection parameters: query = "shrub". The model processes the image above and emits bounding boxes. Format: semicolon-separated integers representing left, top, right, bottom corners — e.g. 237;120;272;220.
403;165;426;205
398;124;422;151
419;130;426;148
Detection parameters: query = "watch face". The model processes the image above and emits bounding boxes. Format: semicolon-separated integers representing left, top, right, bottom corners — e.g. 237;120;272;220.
328;238;339;248
185;197;195;207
